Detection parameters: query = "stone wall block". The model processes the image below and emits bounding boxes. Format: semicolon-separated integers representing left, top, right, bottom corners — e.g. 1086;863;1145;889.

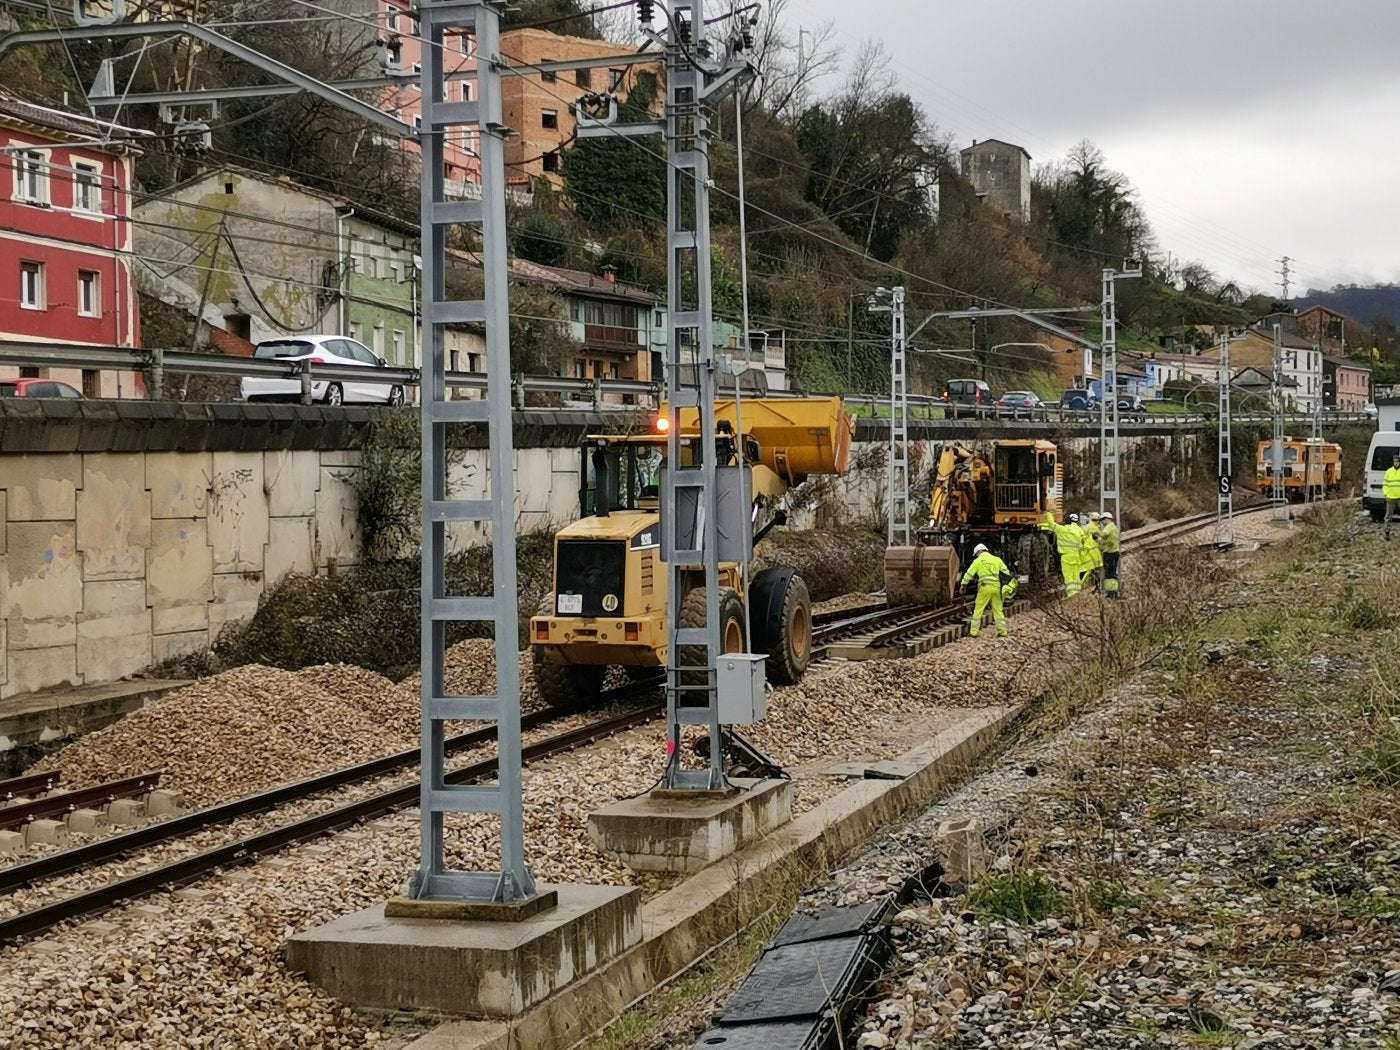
2;454;79;521
314;464;360;571
207;452;269;574
147;454;213;520
3;522;81;649
146;519;213;631
264;450;320;518
77;453;152;581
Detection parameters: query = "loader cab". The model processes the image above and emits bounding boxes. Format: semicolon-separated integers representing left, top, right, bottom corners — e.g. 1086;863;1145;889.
577;438;665;517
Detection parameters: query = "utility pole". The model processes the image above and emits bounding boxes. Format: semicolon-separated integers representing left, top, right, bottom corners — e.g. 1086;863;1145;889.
1271;323;1288;521
868;286;908;547
1278;256;1292;301
1099;259;1142;521
577;0;755;791
1308;342;1324;502
1216;330;1243;547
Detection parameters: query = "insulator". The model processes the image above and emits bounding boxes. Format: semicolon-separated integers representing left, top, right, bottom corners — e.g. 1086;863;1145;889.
636;0;654;23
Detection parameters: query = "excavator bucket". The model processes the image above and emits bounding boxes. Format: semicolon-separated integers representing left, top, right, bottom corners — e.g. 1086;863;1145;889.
884;545;959;608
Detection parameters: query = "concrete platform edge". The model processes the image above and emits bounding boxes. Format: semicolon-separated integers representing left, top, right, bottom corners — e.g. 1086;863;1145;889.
0;680;192;752
403;703;1020;1050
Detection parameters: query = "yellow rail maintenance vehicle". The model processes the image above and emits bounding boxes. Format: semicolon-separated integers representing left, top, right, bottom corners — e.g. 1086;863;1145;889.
1256;437;1342;501
530;397;855;707
886;440;1063;606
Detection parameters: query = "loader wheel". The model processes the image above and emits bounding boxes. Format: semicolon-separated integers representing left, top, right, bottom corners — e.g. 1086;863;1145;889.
749;568;811;686
678;587;746;686
531;647;607;709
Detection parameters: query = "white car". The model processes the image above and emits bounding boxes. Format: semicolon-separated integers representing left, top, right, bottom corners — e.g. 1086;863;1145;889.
240;335;406;406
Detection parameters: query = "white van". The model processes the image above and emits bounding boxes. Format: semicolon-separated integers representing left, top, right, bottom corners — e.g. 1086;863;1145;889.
1362;430;1400;521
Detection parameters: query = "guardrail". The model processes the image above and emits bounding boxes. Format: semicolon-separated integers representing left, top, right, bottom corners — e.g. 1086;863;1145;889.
0;341;1376;428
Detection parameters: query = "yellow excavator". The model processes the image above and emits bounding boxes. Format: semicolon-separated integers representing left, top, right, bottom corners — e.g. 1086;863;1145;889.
885;440;1062;606
530;397;855;707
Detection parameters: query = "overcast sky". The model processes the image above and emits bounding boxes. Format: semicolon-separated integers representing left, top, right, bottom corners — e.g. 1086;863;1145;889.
786;0;1400;296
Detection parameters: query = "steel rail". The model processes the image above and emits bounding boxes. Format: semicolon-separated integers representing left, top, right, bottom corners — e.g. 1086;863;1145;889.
0;770;62;802
0;773;161;832
0;703;663;943
0;677;664;896
861;601;973;649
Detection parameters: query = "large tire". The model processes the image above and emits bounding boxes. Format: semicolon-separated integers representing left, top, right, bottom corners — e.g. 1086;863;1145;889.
749;568;812;686
1017;532;1056;595
531;650;606;708
1370;504;1386;523
530;596;607;708
678;587;746;685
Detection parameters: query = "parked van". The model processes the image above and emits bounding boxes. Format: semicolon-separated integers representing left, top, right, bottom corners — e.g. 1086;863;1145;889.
1362;430;1400;521
942;378;993;419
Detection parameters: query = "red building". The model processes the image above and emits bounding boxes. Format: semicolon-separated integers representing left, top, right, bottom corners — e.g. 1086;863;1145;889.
377;0;481;197
0;93;142;397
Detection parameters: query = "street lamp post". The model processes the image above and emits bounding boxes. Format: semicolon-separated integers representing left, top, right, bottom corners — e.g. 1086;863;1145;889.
867;286;908;547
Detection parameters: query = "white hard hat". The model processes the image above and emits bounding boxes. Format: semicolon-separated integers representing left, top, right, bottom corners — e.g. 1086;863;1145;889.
1068;513;1079;523
1101;511;1114;520
973;543;988;556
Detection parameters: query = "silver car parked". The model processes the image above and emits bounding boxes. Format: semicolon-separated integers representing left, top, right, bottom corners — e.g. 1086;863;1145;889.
240;335;406;406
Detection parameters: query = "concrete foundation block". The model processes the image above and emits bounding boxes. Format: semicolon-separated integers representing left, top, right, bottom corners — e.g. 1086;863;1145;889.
0;829;25;854
586;778;794;873
285;883;642;1019
145;788;185;816
105;797;146;826
23;818;70;848
66;808;109;836
936;815;990;884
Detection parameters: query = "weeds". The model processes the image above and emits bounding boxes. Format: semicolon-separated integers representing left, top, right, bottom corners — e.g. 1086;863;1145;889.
1334;585;1390;630
1084;877;1136;914
967;870;1065;925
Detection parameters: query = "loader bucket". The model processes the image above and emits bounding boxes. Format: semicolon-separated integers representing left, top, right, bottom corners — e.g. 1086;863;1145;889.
884;545;959;607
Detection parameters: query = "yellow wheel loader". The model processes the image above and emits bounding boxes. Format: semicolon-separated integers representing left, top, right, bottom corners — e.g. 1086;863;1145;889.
530;397;855;708
885;440;1063;606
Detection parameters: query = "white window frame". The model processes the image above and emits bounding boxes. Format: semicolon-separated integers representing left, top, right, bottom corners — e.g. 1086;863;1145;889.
460;32;474;55
13;148;48;204
72;160;102;214
462;81;473;103
78;269;100;317
20;261;45;310
385;0;399;30
392;328;406;364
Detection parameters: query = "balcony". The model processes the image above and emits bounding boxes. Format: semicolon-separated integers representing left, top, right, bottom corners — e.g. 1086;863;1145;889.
584;323;642;351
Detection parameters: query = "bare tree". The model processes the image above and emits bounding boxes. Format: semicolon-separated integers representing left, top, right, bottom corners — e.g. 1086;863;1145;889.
741;0;841;120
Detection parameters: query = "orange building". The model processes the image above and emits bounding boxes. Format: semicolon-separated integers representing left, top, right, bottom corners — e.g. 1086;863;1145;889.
498;28;661;190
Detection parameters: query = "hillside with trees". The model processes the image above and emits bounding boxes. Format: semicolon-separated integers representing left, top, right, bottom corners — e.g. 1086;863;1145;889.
0;0;1389;395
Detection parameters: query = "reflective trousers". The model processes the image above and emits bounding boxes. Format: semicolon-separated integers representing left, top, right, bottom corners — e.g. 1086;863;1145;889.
969;583;1007;637
1060;554;1082;597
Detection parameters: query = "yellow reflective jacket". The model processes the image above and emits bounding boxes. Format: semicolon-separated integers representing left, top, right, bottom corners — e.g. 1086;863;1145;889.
1099;522;1120;554
1039;512;1082;556
961;550;1010;589
1385;466;1400;500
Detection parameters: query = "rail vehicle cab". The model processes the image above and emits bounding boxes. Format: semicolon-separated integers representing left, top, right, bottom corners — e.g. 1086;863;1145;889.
1257;437;1342;502
988;440;1062;526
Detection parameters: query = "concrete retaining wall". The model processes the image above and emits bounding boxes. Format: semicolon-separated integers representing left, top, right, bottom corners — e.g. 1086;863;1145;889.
0;400;1210;697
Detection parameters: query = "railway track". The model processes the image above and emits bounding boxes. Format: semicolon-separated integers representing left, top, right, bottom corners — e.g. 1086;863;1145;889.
0;689;664;944
0;505;1262;942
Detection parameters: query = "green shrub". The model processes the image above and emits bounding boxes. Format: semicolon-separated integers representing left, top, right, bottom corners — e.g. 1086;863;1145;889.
966;870;1065;924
